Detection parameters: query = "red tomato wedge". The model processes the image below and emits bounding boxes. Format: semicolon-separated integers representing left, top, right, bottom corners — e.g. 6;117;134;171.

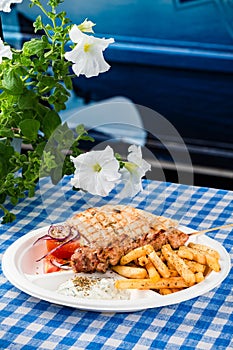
46;239;80;259
43;256;67;273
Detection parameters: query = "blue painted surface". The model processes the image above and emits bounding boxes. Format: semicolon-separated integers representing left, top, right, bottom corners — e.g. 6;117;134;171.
14;0;233;45
1;0;233;187
3;0;233;71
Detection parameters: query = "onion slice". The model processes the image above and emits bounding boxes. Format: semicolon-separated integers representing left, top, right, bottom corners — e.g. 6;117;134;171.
36;235;79;262
48;224;71;241
33;223;90;263
33;234;54;246
34;224;81;262
50;258;72;270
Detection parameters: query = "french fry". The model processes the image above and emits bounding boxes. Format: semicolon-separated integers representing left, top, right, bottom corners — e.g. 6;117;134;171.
145;260;160;281
171;288;183;293
162;244;196;286
112;265;148;279
195;272;205;283
178;246;194;260
120;244;154;265
148;250;171;278
166;260;175;270
178;244;220;273
178;246;206;265
183;259;206;273
188;242;220;259
137;256;149;266
203;265;212;276
115;277;189;290
157;251;166;262
186;247;220;271
168;269;179;277
159;288;173;295
113;238;221;296
205;254;220;272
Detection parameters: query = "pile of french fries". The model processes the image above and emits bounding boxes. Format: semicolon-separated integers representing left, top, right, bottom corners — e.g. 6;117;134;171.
113;242;221;295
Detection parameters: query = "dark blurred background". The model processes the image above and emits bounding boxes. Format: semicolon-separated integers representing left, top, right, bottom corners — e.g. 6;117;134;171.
2;0;233;189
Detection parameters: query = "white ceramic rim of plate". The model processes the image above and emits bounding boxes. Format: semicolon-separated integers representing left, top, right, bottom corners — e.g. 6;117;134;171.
2;224;231;312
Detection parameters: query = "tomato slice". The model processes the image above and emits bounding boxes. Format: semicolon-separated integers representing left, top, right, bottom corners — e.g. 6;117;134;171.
46;239;80;259
43;256;67;273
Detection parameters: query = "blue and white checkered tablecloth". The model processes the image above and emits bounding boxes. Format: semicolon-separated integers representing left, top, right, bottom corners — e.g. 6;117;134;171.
0;177;233;350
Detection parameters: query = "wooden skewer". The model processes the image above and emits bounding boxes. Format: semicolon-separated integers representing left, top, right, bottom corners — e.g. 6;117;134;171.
189;223;233;237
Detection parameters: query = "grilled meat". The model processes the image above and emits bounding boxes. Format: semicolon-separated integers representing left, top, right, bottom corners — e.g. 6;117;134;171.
63;205;189;273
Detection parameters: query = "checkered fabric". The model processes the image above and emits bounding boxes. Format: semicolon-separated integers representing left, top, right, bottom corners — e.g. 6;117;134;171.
0;177;233;350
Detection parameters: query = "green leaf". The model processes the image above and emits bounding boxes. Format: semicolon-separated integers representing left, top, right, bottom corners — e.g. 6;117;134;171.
0;143;15;177
75;124;86;135
20;56;33;68
63;76;73;90
19;119;40;141
54;102;66;112
40;151;58;176
48;0;64;7
0;193;7;205
0;128;15;138
36;103;51;118
0;142;15;157
23;39;46;56
1;211;16;224
0;160;7;179
0;91;10;100
38;75;56;90
33;15;43;32
2;69;24;95
18;90;37;110
28;185;36;198
34;141;47;157
10;196;19;206
42;110;61;138
50;165;63;184
19;109;36;121
79;135;95;142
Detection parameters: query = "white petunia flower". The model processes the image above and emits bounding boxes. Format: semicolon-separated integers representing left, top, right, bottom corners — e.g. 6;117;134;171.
0;39;12;63
0;0;23;12
120;145;151;197
78;18;96;33
64;25;114;78
70;146;121;197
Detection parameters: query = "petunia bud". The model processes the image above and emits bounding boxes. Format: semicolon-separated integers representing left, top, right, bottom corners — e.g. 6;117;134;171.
78;18;96;33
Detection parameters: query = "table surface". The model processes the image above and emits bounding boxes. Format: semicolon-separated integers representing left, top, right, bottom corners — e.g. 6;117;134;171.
0;177;233;350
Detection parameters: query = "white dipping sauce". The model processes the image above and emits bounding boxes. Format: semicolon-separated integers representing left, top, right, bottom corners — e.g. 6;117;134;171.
57;275;130;300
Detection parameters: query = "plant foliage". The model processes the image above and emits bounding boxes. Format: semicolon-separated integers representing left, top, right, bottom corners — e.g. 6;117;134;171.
0;0;94;223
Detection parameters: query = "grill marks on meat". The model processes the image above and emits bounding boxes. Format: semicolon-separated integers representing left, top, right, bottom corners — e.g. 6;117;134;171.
72;246;124;273
67;205;189;273
67;205;163;248
72;231;168;273
166;228;190;249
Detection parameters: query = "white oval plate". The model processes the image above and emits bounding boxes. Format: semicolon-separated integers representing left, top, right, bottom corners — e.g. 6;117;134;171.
2;225;231;313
